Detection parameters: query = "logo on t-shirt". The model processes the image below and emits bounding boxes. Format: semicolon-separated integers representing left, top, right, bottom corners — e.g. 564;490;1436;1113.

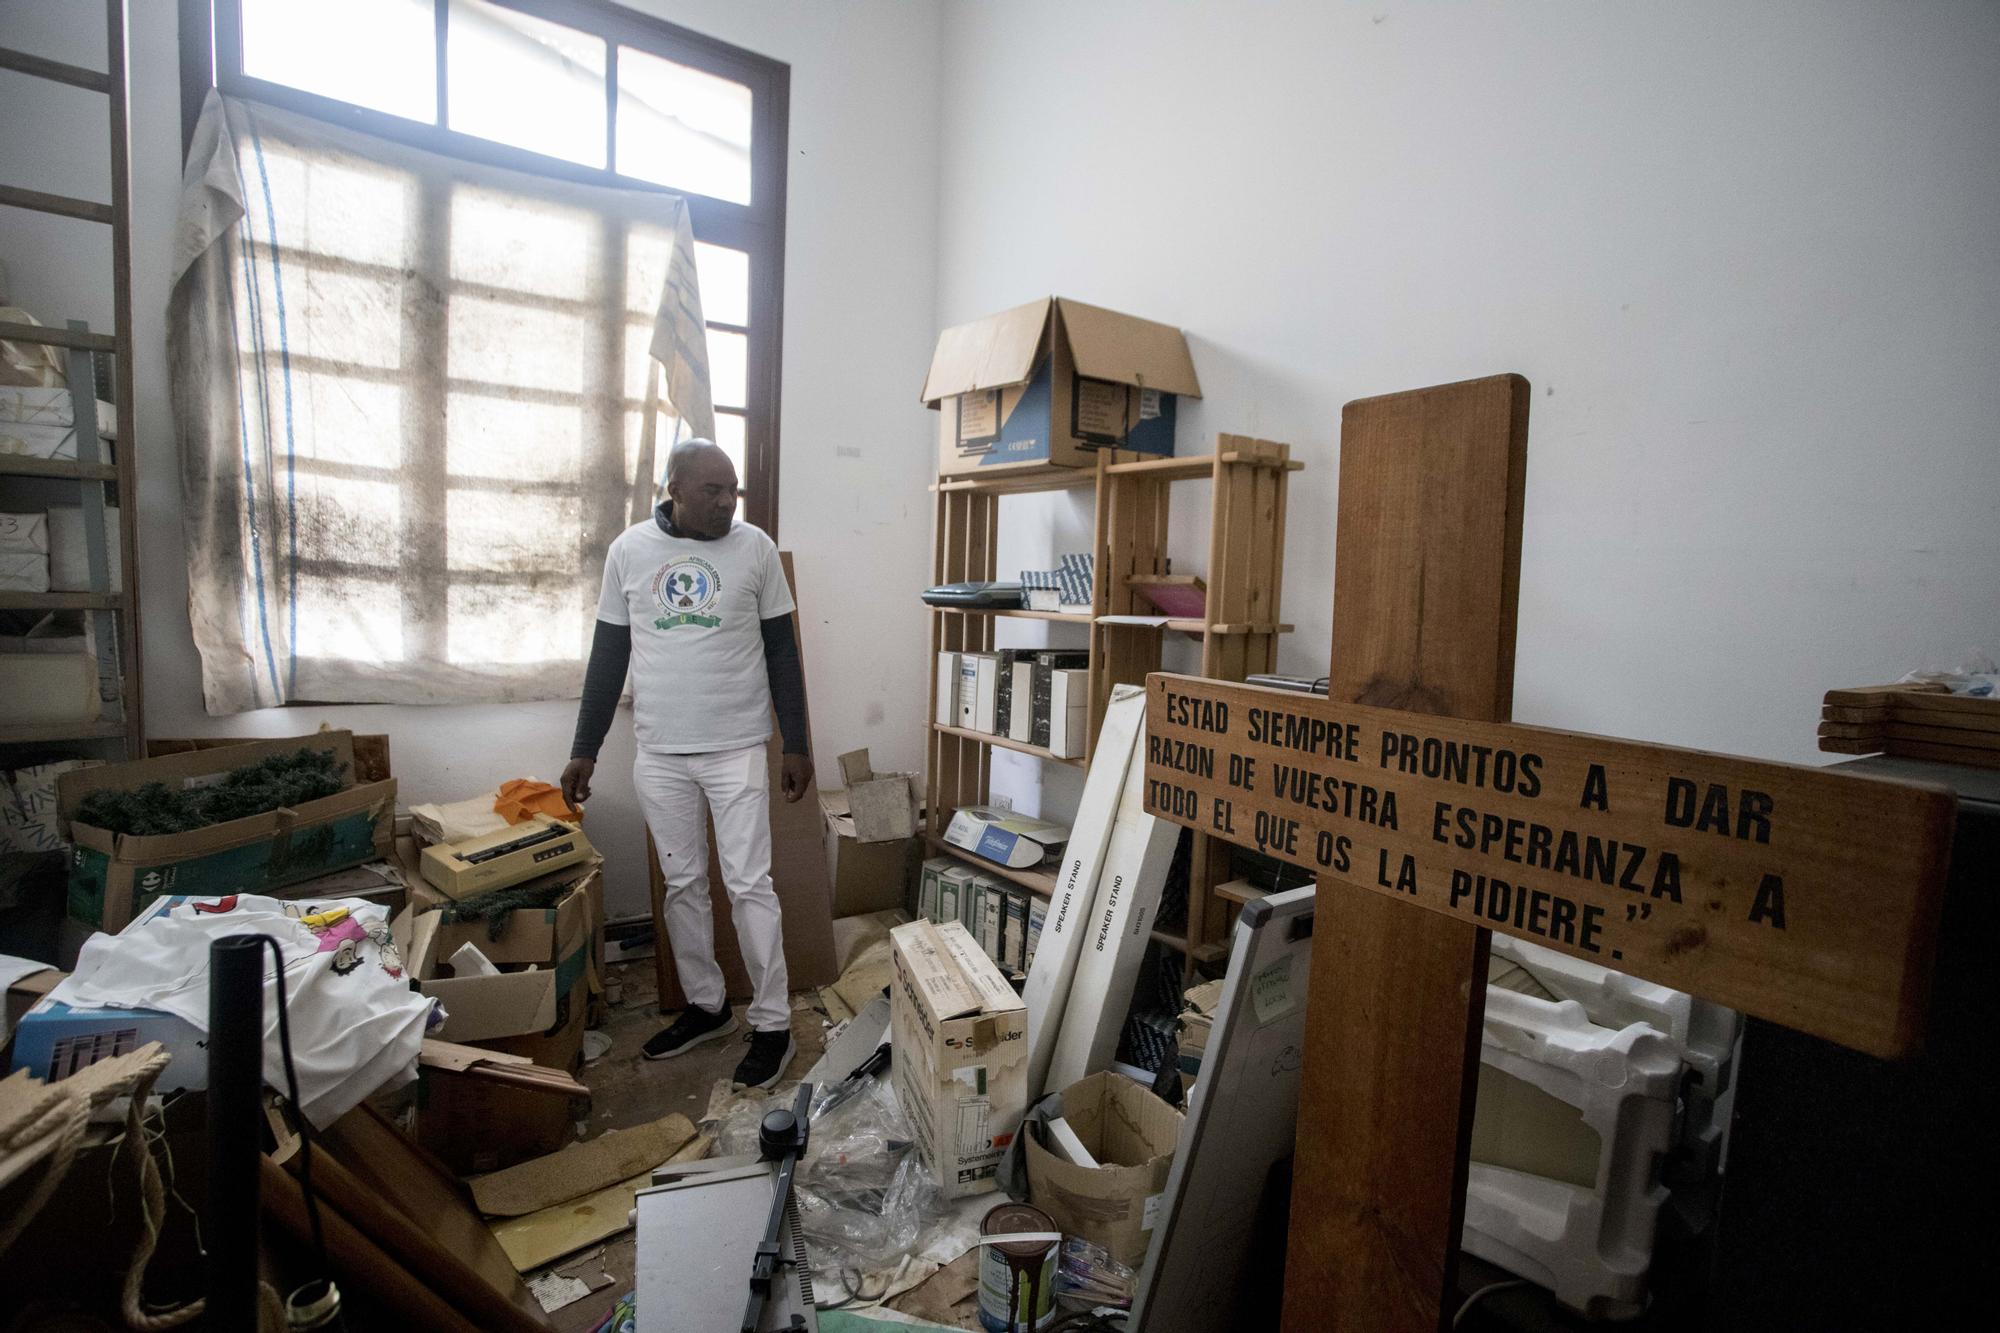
652;556;724;629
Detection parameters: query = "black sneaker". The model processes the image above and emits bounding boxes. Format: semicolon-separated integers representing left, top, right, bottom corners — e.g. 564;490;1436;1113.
733;1028;796;1089
642;1003;736;1060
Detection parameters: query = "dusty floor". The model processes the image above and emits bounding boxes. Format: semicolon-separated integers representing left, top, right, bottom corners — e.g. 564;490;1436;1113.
534;949;984;1332
543;957;833;1332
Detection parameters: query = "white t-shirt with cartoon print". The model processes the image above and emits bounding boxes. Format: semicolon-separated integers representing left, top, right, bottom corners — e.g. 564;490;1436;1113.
596;516;796;754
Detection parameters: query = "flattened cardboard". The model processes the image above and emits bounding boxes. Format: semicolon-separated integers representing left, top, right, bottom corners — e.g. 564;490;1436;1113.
470;1111;697;1217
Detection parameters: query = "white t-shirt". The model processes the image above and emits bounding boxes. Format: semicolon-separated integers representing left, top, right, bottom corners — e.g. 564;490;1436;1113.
596;515;796;754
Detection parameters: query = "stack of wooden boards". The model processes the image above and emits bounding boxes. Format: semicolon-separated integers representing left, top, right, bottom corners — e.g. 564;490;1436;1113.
1818;683;2000;769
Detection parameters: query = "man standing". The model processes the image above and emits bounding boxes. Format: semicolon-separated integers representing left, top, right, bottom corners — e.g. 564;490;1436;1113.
563;440;812;1089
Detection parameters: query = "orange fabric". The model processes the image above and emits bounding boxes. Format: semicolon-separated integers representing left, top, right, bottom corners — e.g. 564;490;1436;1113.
493;778;583;825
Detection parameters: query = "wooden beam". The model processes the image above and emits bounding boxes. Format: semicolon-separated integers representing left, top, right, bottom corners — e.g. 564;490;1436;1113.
0;184;114;223
0;44;111;92
0;320;114;352
1288;374;1528;1333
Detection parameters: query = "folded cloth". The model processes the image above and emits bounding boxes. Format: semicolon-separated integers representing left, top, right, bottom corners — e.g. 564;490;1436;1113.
494;777;582;826
410;793;509;844
54;893;430;1126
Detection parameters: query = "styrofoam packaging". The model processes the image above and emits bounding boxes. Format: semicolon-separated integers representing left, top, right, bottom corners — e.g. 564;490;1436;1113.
1463;988;1682;1320
1045;718;1182;1091
1492;936;1742;1179
1023;684;1147;1104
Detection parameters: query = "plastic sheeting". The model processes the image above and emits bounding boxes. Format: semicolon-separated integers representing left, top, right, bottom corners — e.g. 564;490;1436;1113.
168;92;714;712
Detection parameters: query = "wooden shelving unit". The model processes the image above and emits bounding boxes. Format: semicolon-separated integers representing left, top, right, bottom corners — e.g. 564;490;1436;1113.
923;435;1302;978
1;1;145;766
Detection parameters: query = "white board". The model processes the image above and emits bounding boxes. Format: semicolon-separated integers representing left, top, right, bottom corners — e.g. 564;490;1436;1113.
1130;885;1317;1333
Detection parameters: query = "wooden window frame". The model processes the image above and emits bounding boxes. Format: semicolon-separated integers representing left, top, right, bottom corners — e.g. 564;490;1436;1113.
179;0;789;536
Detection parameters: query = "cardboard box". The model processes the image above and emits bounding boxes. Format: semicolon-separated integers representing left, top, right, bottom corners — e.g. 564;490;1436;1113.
820;787;921;918
9;996;208;1091
832;750;921;843
1025;1071;1184;1266
58;732;396;932
922;297;1203;478
890;919;1028;1199
397;861;598;1175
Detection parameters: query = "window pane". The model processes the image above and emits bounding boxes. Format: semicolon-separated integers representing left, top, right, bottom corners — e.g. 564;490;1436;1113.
449;0;607;168
712;412;745;474
241;0;438;124
707;328;747;409
616;46;752;204
694;242;749;326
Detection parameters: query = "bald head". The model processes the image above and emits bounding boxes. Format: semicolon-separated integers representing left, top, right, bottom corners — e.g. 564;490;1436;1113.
665;438;740;538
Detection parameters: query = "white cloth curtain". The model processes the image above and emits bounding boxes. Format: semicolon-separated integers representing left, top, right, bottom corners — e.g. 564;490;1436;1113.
168;92;713;713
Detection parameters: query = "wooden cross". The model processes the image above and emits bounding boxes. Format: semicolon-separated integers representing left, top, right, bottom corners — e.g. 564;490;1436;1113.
1139;375;1954;1332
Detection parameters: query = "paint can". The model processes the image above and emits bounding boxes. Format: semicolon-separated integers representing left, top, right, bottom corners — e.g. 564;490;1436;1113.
978;1202;1059;1332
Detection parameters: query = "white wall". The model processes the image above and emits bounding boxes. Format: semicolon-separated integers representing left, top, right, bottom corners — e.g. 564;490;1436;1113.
0;0;942;917
942;0;2000;823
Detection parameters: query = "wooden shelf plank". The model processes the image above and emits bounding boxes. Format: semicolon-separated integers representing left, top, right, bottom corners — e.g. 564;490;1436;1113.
0;591;123;611
932;721;1085;768
0;456;118;481
1103;454;1219;481
0;184;113;224
0;45;111;92
0;719;124;745
1212;878;1271;907
928;836;1056;897
932;606;1093;625
0;321;114;353
933;468;1096;497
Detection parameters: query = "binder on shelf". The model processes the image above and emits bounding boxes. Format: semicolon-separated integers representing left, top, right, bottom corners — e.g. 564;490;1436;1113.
1048;669;1089;759
936;651;962;727
1007;661;1036;743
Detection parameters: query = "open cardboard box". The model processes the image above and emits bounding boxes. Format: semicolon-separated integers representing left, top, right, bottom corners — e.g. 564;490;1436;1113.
56;731;395;932
820;749;923;918
392;859;599;1173
921;296;1202;478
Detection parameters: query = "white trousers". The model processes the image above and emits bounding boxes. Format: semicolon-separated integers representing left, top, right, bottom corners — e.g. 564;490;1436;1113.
634;743;790;1032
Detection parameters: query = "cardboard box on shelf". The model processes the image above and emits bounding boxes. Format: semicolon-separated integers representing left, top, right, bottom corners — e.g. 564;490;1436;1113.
890;918;1028;1200
1025;1071;1184;1267
921;297;1203;478
57;732;396;932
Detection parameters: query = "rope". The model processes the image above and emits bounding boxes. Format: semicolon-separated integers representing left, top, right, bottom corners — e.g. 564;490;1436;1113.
116;1054;203;1330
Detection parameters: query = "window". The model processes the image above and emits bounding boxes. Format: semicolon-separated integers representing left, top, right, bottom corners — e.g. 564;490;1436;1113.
187;0;787;532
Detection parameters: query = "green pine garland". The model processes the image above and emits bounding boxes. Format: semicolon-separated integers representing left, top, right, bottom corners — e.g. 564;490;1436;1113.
76;748;349;836
439;876;576;940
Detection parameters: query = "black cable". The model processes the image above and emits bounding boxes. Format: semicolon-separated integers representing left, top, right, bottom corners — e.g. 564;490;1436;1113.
259;934;328;1274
